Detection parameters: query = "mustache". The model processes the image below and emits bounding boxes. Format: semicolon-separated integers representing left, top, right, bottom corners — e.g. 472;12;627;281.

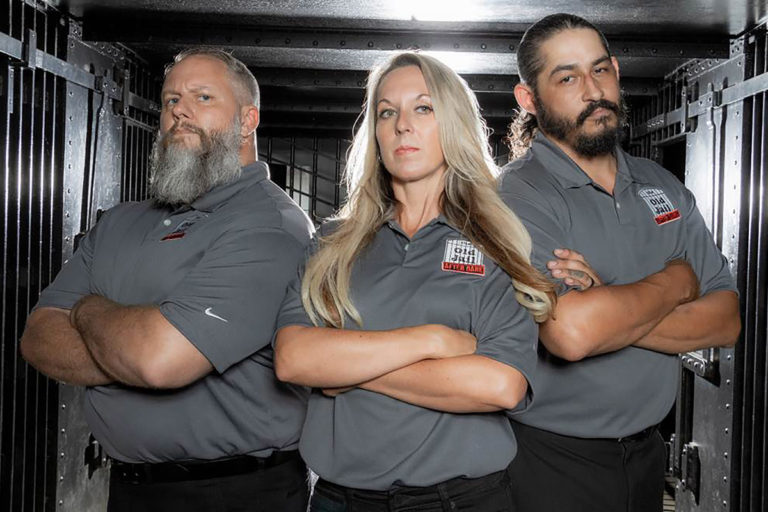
168;122;205;136
576;100;620;126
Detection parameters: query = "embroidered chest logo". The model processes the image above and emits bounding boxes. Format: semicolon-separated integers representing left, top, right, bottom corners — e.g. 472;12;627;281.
638;188;681;226
442;239;485;276
161;218;197;241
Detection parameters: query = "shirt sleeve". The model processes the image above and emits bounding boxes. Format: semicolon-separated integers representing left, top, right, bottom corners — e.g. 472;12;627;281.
158;227;309;373
472;264;539;414
680;186;737;295
35;214;103;310
273;253;315;333
499;172;577;296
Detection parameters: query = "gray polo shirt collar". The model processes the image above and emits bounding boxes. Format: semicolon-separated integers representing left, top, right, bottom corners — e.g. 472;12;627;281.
384;214;456;238
189;161;269;213
532;133;653;193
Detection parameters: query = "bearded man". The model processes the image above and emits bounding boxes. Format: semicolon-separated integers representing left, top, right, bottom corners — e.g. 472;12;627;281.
21;48;313;512
499;14;740;512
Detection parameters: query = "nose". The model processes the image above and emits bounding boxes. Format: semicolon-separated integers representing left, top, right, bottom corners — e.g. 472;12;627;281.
395;110;413;134
582;74;604;102
171;96;192;121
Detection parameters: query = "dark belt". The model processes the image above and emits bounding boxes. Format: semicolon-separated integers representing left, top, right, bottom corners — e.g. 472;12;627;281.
615;425;658;443
110;450;301;484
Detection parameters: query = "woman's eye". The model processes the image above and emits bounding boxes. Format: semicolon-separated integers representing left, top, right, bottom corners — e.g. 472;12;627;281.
416;105;433;113
378;109;394;119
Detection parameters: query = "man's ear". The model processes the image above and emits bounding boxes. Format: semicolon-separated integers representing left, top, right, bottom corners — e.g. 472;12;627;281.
240;105;259;137
514;83;537;115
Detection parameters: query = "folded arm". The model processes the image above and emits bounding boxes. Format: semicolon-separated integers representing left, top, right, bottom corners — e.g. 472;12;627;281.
540;259;699;361
354;355;527;413
20;307;114;386
274;324;476;388
71;294;213;389
634;290;740;353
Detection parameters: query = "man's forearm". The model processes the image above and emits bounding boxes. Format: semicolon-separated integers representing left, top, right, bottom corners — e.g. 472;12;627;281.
20;308;114;386
541;261;699;361
357;355;527;413
634;290;740;354
71;295;212;389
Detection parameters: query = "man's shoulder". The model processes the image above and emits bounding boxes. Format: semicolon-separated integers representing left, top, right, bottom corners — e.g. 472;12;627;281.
499;151;563;204
94;200;158;228
500;150;557;188
226;178;314;247
623;151;685;189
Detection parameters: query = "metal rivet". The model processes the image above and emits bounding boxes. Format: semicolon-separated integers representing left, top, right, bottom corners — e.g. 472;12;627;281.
61;404;66;409
367;41;374;48
340;40;346;46
726;379;731;385
480;43;487;50
454;43;460;49
60;452;65;458
725;427;729;434
725;403;731;409
724;451;729;458
727;354;732;360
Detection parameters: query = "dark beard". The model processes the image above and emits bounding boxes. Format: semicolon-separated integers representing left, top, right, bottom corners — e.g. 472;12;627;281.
149;120;242;206
534;92;627;158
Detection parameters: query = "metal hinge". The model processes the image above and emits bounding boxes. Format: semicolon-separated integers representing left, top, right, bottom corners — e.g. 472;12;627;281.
679;442;701;504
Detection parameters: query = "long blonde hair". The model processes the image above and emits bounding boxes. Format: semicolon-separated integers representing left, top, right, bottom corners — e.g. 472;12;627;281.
302;52;555;327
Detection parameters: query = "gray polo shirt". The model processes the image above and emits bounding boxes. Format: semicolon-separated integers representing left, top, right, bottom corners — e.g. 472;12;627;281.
276;217;538;490
36;161;314;463
499;133;736;438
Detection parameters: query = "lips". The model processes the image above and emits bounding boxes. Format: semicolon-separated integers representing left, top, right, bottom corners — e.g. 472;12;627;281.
394;145;419;155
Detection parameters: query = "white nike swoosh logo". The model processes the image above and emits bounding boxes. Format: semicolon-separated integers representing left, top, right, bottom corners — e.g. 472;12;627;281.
204;307;228;323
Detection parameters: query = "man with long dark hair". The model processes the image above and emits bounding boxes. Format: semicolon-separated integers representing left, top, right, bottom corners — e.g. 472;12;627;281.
500;13;741;512
21;48;312;511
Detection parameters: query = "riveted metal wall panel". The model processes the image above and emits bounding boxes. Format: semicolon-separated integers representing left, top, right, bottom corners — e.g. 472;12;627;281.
731;26;768;512
0;2;67;511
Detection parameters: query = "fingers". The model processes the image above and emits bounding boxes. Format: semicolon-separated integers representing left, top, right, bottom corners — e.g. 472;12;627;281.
547;248;603;289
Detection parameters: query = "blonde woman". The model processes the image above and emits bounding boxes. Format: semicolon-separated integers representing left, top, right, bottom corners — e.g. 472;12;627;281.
274;52;555;511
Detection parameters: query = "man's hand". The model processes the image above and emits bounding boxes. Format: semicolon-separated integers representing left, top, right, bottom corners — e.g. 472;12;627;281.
547;248;603;290
662;259;700;304
20;307;115;386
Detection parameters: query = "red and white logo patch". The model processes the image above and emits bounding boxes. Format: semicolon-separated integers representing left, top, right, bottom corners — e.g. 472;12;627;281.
638;188;681;225
442;239;485;276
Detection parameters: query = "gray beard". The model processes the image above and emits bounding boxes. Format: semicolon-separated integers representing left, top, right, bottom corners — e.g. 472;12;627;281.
149;121;242;206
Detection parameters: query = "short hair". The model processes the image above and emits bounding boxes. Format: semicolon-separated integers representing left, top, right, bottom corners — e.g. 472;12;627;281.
165;47;260;109
517;13;611;90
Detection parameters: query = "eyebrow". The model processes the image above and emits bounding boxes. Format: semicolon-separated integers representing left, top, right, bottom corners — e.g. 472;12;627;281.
548;55;611;78
162;85;214;96
376;93;432;106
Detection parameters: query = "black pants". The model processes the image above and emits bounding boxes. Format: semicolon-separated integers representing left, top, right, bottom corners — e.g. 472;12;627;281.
310;466;514;512
107;453;309;512
508;421;666;512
